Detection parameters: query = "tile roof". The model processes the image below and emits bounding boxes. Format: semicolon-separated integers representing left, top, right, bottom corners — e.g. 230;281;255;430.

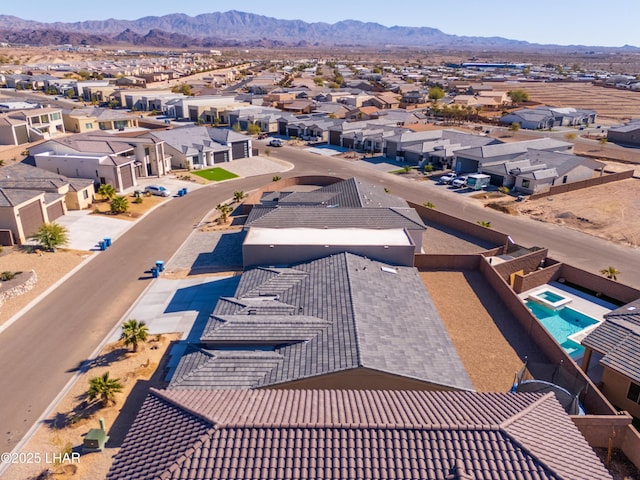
245;207;426;230
0;187;42;207
106;389;612;480
170;253;471;391
582;299;640;383
247;177;425;230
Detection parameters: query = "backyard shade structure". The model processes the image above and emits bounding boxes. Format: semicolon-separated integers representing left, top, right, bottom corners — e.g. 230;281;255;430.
106;389;613;480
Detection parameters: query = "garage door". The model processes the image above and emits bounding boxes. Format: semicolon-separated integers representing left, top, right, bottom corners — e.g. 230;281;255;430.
329;130;341;146
18;200;44;238
46;201;64;221
231;141;248;160
120;166;134;190
213;151;228;164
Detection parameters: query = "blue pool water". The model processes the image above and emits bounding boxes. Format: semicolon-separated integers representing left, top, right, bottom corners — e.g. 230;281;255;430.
537;290;566;303
525;301;599;358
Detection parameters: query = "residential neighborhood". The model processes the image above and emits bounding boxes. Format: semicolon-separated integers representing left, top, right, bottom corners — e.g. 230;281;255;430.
1;7;640;480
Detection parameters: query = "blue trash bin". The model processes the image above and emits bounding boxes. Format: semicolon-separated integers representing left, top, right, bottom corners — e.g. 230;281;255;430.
182;187;188;195
177;189;184;197
155;260;165;272
151;267;159;278
104;237;112;247
98;241;106;251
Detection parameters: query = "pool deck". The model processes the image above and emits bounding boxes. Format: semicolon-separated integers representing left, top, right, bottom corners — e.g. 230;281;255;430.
519;282;617;321
518;282;618;363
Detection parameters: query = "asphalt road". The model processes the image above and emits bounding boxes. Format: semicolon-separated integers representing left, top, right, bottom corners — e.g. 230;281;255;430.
1;144;638;457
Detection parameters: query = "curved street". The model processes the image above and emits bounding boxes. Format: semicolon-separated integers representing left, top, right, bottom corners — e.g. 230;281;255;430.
1;144;638;455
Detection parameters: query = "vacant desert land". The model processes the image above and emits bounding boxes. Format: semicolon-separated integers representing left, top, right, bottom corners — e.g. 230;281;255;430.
487;81;640;122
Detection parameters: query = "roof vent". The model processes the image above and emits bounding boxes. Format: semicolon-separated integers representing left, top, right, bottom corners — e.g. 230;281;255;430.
381;266;397;274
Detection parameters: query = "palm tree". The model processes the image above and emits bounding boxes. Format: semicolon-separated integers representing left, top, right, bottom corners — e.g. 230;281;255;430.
216;203;233;224
600;266;620;281
29;223;69;251
110;195;129;214
88;372;123;407
233;191;247;203
97;183;116;201
120;319;149;352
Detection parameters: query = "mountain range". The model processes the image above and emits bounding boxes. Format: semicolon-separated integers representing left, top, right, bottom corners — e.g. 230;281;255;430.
0;10;635;51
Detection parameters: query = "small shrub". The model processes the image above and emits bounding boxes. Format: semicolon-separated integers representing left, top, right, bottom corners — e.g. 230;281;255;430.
498;186;510;194
1;271;16;281
423;202;435;209
272;175;281;181
133;196;143;204
424;164;434;173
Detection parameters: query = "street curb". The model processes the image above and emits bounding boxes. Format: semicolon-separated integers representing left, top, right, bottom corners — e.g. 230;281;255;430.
0;252;97;336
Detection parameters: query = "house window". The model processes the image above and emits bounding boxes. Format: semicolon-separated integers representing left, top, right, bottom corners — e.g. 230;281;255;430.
627;382;640;404
83;190;89;199
51;112;61;121
85;123;93;129
562;176;568;184
521;179;530;189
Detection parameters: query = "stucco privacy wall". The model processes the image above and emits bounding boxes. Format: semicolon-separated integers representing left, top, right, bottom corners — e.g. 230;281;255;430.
409;201;510;250
478;258;617;415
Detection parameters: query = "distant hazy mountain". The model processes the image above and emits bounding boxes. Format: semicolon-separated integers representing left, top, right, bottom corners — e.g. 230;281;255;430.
0;10;634;50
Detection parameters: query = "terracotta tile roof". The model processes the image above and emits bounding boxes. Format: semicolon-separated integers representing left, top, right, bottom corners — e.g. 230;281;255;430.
107;389;612;480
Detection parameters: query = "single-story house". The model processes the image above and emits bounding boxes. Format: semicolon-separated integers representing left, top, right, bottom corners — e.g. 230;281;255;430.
169;252;471;392
607;120;640;147
581;298;640;419
0;162;94;214
454;138;574;175
384;129;499;165
245;177;426;258
500;107;597;130
0;189;48;244
147;126;251;170
106;389;613;480
479;150;605;193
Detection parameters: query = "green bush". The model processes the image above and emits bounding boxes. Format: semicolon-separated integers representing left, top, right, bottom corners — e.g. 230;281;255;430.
1;271;16;281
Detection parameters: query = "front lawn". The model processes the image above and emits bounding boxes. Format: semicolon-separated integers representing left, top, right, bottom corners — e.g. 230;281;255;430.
191;167;239;182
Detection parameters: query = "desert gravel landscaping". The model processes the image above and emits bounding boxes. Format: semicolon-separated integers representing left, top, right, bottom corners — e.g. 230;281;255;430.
0;248;90;326
1;333;180;480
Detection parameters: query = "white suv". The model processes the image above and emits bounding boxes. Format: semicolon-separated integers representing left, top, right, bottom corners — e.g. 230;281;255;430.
451;176;469;188
144;185;171;197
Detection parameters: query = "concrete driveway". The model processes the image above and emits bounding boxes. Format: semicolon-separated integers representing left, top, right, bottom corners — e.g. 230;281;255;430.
55;210;133;251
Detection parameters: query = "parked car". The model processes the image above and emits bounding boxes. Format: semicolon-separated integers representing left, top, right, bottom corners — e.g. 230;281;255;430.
451;176;469;188
269;139;284;147
438;173;457;184
144;185;171;197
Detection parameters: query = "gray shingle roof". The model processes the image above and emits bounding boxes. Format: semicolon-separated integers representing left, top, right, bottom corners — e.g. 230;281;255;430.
170;253;471;391
247;177;425;230
106;389;613;480
582;299;640;383
0;187;42;207
245;207;426;230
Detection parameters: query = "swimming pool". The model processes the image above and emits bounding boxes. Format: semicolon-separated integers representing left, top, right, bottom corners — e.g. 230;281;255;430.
525;301;600;358
528;289;572;310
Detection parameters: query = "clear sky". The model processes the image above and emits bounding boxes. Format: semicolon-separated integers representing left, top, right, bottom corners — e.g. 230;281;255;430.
2;0;638;48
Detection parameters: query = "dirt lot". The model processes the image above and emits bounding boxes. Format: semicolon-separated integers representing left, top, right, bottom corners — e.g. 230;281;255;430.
2;333;181;480
486;81;640;123
0;248;90;325
477;175;640;248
